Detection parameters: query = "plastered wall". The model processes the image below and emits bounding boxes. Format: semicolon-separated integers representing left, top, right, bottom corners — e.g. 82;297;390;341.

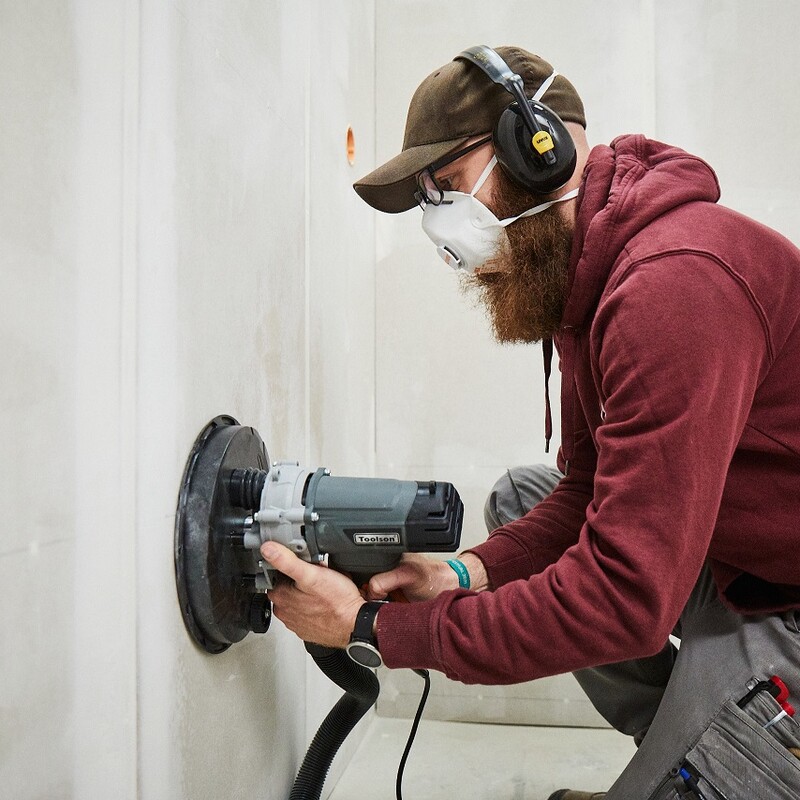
4;1;800;797
1;1;375;798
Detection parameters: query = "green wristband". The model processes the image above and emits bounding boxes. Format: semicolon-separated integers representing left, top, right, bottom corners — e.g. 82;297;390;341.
446;559;470;589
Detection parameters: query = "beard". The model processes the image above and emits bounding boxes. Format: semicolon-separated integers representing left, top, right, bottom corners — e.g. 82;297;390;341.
461;169;573;344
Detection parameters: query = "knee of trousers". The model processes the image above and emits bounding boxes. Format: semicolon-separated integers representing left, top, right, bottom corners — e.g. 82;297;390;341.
483;464;562;532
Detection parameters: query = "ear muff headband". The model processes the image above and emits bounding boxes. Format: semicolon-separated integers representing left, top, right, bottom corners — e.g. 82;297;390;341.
457;46;577;195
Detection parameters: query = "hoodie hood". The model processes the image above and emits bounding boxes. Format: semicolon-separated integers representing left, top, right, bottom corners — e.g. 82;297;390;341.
552;135;721;466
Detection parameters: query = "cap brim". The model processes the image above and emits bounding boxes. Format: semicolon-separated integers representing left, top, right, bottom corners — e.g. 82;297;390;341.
353;136;470;214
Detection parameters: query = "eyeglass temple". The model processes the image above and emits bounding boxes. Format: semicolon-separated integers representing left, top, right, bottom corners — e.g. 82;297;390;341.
424;135;492;175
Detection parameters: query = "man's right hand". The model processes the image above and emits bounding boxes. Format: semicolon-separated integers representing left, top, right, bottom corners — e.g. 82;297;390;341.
365;552;488;602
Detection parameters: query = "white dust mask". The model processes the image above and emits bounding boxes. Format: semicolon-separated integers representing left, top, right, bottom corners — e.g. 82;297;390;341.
421;156;578;273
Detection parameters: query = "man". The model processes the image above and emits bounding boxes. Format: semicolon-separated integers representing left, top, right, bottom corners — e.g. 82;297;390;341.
262;45;800;798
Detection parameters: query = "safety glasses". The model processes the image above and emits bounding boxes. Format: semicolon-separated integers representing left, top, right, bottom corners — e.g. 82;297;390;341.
414;135;493;207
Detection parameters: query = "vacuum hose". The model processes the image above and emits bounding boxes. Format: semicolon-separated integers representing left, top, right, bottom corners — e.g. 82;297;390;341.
289;642;380;800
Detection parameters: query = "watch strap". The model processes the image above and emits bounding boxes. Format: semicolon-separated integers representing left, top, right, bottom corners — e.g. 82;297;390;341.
351;601;385;644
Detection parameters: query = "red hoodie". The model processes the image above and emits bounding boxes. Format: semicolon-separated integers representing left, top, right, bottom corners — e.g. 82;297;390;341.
377;135;800;684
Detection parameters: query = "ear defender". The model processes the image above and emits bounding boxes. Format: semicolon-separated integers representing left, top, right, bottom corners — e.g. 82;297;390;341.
493;98;577;194
458;46;577;195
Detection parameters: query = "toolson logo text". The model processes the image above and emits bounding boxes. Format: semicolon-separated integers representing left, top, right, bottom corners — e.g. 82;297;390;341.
353;533;401;545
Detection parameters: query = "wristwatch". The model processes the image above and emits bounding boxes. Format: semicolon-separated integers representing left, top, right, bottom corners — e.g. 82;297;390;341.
346;601;385;668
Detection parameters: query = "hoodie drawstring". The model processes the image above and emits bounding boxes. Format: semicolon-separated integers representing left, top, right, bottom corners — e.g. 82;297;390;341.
543;338;553;454
559;328;576;476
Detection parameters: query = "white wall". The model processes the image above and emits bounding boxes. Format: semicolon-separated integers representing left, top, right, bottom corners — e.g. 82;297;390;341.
372;0;800;725
4;1;800;797
1;2;139;795
652;0;800;240
0;1;375;798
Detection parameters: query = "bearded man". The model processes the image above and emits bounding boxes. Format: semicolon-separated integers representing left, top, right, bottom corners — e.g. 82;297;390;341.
262;46;800;799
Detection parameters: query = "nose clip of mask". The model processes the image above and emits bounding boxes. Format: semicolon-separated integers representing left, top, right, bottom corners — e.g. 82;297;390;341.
436;245;464;270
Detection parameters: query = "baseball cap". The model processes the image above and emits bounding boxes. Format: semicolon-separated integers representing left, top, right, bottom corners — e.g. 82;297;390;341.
353;46;586;214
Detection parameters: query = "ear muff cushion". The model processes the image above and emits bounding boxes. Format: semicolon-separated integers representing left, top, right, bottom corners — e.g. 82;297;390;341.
493;101;577;195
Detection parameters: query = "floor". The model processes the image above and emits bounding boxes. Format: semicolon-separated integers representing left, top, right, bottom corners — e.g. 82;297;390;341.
329;717;637;800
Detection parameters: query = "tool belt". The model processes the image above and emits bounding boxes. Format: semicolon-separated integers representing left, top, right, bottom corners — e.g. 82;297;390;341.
650;678;800;799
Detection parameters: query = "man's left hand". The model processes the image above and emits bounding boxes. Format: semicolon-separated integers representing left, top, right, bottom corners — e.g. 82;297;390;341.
261;542;365;649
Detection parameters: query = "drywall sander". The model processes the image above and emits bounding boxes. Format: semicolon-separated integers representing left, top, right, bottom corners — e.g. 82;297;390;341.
174;415;464;654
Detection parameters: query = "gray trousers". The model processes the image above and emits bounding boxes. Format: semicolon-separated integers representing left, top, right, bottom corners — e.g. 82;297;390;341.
484;465;800;799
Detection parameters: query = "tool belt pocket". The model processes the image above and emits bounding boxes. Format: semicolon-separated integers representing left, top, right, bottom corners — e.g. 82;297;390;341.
678;695;800;799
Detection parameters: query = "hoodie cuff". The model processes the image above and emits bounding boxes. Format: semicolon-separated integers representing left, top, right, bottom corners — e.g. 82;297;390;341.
375;598;442;671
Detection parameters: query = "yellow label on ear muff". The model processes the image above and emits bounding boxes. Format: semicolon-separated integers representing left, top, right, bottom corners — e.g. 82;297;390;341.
532;131;555;155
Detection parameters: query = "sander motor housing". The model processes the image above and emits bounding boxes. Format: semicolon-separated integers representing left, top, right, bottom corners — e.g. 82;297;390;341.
246;462;464;587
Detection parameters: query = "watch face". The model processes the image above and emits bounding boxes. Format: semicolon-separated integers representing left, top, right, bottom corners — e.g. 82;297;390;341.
347;641;382;669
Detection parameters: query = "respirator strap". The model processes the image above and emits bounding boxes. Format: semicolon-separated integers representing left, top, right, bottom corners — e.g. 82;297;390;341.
469;155;499;197
469;149;578;229
532;69;558;103
497;187;580;228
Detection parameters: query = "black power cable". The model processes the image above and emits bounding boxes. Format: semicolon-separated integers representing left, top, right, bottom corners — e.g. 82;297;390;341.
395;669;431;800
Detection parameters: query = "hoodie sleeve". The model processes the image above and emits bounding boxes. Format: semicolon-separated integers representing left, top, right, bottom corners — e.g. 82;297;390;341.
376;253;770;683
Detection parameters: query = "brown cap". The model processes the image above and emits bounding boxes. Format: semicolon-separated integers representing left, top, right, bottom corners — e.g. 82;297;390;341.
354;46;586;214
